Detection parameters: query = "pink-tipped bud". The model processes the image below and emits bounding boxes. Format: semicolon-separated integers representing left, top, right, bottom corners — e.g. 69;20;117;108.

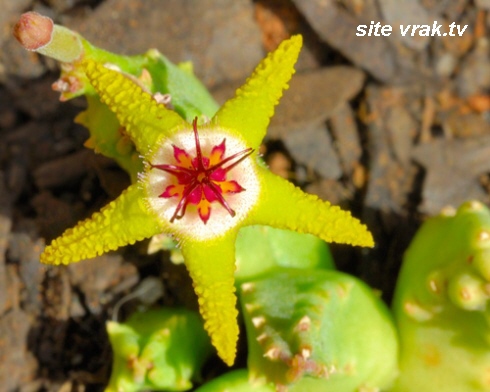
13;12;54;51
13;12;83;63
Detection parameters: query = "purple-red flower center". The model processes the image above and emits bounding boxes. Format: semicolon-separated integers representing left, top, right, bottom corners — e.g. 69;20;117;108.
151;118;254;224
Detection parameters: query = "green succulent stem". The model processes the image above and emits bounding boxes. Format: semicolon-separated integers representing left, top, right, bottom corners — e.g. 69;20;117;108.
392;201;490;391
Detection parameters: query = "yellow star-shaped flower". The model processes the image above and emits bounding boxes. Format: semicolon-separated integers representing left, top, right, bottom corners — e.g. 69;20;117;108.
41;35;373;366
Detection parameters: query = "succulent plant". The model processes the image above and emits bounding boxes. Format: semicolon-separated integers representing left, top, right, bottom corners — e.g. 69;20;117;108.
106;307;212;392
15;13;373;365
239;268;399;391
392;200;490;391
234;226;335;283
194;369;275;392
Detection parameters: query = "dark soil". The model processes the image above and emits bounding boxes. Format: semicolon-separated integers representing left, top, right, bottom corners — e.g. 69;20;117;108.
1;0;490;391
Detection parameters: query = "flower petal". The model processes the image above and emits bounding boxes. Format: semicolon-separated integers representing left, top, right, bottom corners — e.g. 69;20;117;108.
41;184;163;265
213;35;302;149
180;234;239;365
247;167;374;248
188;186;203;205
161;184;185;198
218;180;245;194
209;167;226;182
82;60;187;158
209;140;226;166
173;145;193;168
197;200;212;224
203;184;221;203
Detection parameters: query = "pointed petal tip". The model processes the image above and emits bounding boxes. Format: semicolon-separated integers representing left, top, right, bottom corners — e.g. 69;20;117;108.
40;245;61;265
217;339;237;366
215;331;238;366
39;185;162;266
40;229;97;266
317;207;376;248
223;354;236;367
312;213;375;249
182;239;239;366
352;224;375;248
283;34;303;53
198;291;239;366
253;170;375;250
213;34;303;148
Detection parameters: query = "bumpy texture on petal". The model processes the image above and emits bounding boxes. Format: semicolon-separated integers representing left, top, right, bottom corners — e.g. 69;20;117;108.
213;35;302;149
248;167;374;247
41;184;162;265
39;34;375;371
83;60;187;157
180;233;238;366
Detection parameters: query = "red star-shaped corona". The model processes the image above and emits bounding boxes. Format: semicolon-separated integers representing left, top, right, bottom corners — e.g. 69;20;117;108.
151;118;253;224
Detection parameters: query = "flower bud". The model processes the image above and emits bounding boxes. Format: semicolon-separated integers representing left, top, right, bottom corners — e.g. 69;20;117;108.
13;11;53;51
13;12;83;63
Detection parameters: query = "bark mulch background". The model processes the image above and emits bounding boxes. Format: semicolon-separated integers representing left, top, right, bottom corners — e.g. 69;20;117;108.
1;0;490;391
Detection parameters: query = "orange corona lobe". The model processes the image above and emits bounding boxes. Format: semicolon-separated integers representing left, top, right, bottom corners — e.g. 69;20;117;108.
152;118;254;224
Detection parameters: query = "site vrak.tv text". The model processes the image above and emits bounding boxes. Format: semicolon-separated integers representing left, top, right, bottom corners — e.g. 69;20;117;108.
356;21;468;37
